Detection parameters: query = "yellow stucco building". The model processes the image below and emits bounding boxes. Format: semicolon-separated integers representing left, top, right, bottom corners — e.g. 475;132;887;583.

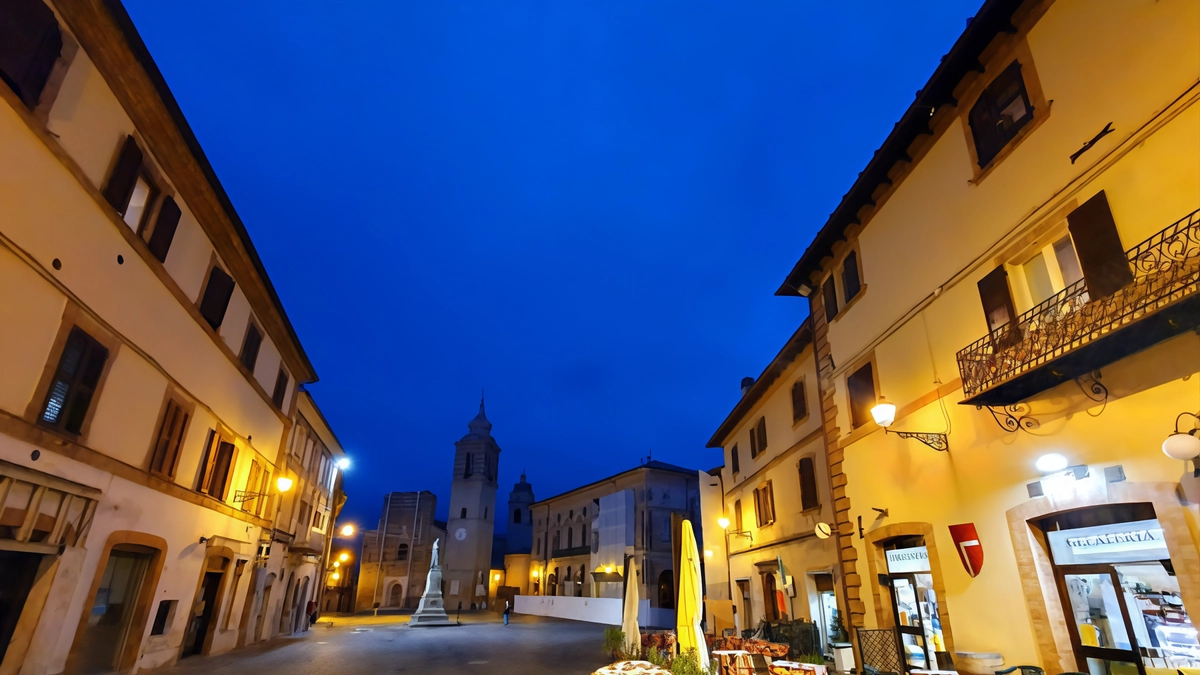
776;0;1200;673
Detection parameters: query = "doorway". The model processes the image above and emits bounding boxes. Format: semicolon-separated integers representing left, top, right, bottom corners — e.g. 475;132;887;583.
736;580;751;633
66;550;152;675
182;557;227;657
881;537;947;672
0;551;44;666
761;572;780;621
254;575;274;643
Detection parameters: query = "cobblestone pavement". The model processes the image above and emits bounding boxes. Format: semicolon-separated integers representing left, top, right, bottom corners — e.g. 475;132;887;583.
166;613;611;675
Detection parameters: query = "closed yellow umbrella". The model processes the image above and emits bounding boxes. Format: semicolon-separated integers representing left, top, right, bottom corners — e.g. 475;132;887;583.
622;559;641;656
675;520;709;671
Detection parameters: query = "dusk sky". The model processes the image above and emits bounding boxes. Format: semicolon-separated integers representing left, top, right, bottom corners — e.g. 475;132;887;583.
121;0;982;533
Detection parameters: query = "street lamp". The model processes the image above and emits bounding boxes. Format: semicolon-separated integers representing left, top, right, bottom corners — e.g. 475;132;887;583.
719;515;751;541
339;552;350;562
339;524;355;537
871;396;949;452
331;571;340;581
336;457;351;470
333;561;340;568
234;474;293;505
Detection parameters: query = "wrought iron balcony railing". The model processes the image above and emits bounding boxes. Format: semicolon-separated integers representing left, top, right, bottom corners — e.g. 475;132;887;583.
957;207;1200;405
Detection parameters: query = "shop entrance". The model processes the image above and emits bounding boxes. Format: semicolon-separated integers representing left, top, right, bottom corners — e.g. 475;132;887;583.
0;551;43;666
182;557;227;657
1041;503;1199;675
66;549;152;675
881;537;947;673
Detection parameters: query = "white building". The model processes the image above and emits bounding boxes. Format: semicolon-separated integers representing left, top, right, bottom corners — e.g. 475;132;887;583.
0;1;344;673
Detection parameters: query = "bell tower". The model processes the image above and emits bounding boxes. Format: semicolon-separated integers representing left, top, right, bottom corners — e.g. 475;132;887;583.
443;397;500;609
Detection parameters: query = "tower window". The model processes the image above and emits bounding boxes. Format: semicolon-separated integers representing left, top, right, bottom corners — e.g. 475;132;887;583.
463;454;473;478
461;508;467;518
514;509;522;524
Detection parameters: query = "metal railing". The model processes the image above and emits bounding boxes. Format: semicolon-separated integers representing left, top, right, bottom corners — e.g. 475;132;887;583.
957;207;1200;400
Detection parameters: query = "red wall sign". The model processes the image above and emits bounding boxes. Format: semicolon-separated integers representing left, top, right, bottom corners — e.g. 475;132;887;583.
948;523;984;577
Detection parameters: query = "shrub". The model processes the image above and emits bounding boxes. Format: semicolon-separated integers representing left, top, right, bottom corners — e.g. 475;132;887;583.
797;653;826;665
671;648;715;675
602;627;626;659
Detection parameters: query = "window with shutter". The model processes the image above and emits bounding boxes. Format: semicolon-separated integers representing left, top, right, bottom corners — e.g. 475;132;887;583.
40;326;109;436
756;417;767;454
730;445;740;474
734;500;743;532
791;380;807;422
763;482;775;524
846;362;876;428
0;0;62;109
272;367;289;408
103;136;144;214
464;454;473;478
822;278;839;322
198;265;235;330
799;457;819;511
240;323;263;372
149;398;188;478
977;266;1020;348
146;196;181;263
201;439;236;500
969;61;1034;168
842;251;862;302
749;427;758;459
1067;191;1133;299
242;460;262;513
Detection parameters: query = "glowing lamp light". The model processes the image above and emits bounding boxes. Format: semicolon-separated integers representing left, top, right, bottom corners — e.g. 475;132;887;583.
605;566;614;574
532;570;540;578
336;457;351;470
339;552;350;562
871;398;897;428
276;476;294;493
1163;432;1200;461
340;524;355;537
333;561;340;568
717;517;730;530
704;549;713;558
494;573;501;581
331;571;340;580
1035;453;1069;474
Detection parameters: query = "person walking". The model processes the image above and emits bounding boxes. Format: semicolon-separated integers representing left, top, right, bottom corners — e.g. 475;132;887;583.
503;599;512;626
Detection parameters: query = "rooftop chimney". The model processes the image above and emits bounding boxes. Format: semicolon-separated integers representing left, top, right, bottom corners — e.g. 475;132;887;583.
740;377;755;397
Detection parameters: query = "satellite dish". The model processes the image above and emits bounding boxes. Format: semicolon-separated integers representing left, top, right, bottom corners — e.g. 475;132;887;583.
815;522;832;540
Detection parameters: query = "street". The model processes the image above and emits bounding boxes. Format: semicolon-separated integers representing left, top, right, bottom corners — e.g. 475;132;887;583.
166;614;611;675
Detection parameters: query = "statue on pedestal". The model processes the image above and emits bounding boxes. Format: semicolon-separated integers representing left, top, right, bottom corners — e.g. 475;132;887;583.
410;538;454;627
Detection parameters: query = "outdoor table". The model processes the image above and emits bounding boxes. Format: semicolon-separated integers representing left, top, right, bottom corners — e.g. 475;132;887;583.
911;670;958;675
712;650;755;675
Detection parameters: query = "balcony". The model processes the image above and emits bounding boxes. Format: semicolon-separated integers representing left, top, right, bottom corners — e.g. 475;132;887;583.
550;545;591;558
957;208;1200;406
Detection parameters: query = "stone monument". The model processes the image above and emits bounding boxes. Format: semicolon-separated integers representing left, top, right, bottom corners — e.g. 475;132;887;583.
410;538;454;627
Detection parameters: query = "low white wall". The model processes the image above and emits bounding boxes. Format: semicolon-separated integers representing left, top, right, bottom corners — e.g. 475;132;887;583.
513;596;677;628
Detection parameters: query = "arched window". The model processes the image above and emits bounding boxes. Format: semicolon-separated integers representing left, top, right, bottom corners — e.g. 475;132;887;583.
551;532;560;553
397;543;408;561
463;454;473;478
513;509;521;524
461;508;467;518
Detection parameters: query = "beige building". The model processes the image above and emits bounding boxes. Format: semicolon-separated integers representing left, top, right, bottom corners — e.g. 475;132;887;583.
705;321;843;646
0;1;344;673
355;491;446;611
775;0;1200;672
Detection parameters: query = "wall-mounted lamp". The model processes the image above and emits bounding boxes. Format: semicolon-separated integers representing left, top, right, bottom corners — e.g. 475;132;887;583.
872;397;949;452
718;516;752;541
1163;412;1200;465
797;284;813;297
532;570;540;578
339;524;356;537
336;457;351;470
234;475;293;506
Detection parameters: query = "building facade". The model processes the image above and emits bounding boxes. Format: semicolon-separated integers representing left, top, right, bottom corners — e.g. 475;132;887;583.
530;460;701;613
775;0;1200;672
355;491;445;611
0;1;344;673
706;321;843;645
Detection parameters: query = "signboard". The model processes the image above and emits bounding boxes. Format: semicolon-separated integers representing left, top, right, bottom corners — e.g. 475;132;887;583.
449;580;460;596
886;546;930;574
1047;518;1169;565
948;523;984;577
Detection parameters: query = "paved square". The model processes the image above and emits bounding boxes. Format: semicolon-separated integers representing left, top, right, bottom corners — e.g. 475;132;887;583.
167;614;611;675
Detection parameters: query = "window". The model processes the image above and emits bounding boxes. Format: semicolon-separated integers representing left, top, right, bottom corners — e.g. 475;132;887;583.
148;398;189;478
397;543;408;561
312;507;324;529
271;367;289;408
0;0;62;108
733;500;743;532
460;508;467;519
102;136;165;234
567;527;573;548
977;266;1020;347
749;428;758;459
730;444;740;474
150;600;176;636
536;538;542;555
841;251;862;303
791;380;808;422
242;460;262;514
198;265;235;330
514;509;522;524
463;453;473;478
969;61;1034;168
1021;234;1085;306
756;417;767;455
552;531;560;552
1067;191;1133;300
753;482;776;527
484;507;488;519
822;278;838;322
298;501;312;531
146;197;181;264
40;327;109;436
799;457;819;511
846;362;877;429
240;323;263;372
196;430;236;500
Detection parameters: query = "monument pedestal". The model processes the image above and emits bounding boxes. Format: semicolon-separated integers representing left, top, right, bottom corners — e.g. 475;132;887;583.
410;538;455;627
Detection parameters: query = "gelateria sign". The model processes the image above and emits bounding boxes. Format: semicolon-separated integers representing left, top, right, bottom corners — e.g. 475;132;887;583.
1048;519;1170;565
886;546;931;574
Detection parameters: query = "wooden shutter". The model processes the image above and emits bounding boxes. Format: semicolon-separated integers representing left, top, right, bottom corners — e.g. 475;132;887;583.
272;367;289;408
756;417;767;452
749;427;758;458
199;265;235;329
40;327;109;435
240;323;262;372
1068;191;1133;299
977;266;1020;347
103;136;143;213
208;440;236;499
799;457;819;511
791;380;807;421
822;278;839;322
147;196;181;263
734;500;742;532
150;399;188;477
730;445;739;474
0;0;62;108
765;482;775;523
846;363;876;428
243;461;261;512
842;252;862;301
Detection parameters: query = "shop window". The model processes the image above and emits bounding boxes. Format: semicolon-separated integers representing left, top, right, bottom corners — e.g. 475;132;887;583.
969;61;1034;168
40;326;109;436
0;0;63;109
846;362;876;429
798;457;819;511
791;379;808;422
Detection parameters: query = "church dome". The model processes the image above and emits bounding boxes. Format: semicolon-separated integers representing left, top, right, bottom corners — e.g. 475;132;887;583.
459;397;493;441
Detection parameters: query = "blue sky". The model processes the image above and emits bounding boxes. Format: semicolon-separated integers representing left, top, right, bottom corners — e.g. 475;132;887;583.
123;0;983;532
